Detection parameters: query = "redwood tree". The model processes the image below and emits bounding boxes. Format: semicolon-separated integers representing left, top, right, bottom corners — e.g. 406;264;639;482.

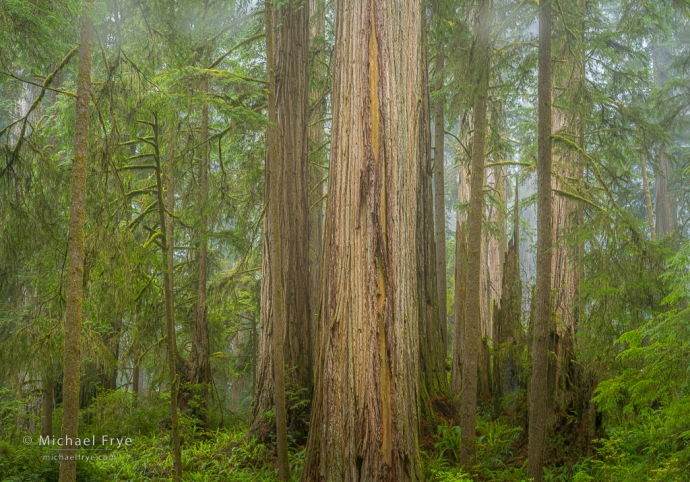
301;0;423;478
252;0;311;442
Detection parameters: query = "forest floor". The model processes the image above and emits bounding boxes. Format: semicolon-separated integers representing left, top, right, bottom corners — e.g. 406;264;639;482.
0;391;685;481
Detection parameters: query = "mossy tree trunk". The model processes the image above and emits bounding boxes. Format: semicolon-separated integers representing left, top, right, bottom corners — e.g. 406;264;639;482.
190;75;211;425
528;0;553;479
460;0;490;465
58;2;93;480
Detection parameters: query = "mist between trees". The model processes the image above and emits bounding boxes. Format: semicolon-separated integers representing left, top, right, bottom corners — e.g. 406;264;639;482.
1;0;689;481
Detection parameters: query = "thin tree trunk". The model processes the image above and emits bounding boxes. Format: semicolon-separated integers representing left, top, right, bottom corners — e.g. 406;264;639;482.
640;150;656;240
132;360;140;405
301;0;423;478
42;372;53;438
433;48;448;351
252;2;311;452
153;116;182;481
191;75;211;425
451;151;471;401
527;0;552;479
308;0;326;357
460;0;490;465
58;2;93;479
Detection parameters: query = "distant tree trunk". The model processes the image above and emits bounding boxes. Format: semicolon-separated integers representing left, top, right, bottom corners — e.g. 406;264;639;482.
42;372;53;437
58;2;93;480
460;0;490;465
549;0;585;427
492;179;521;416
252;2;311;453
308;0;326;355
230;329;250;411
640;149;656;240
527;0;552;479
132;360;140;404
301;0;423;478
153;116;182;481
451;220;467;400
433;48;448;351
190;75;211;425
652;45;676;237
418;32;448;413
451;148;471;401
655;153;676;237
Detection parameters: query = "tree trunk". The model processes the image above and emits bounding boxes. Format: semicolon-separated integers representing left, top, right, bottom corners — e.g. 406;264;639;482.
308;0;326;357
58;2;93;480
190;75;211;425
492;179;521;416
418;31;448;412
652;45;676;237
230;329;250;411
153;116;182;481
301;0;423;478
451;151;471;401
640;149;656;240
252;2;311;452
433;48;448;351
42;372;53;438
132;360;140;405
460;0;490;465
527;0;552;479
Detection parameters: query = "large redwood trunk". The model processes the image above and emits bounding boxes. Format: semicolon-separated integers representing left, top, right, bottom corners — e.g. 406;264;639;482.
302;0;423;479
252;0;311;434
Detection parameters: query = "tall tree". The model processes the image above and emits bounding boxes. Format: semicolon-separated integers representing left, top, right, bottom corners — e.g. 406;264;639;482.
58;1;93;480
153;116;183;481
418;25;449;409
308;0;327;354
252;0;311;443
190;75;211;423
433;6;448;352
301;0;423;478
528;0;553;479
460;0;490;465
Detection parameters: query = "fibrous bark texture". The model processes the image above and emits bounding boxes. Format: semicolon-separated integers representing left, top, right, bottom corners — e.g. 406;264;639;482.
451;149;470;401
460;0;490;464
492;183;521;415
418;28;448;414
433;48;448;351
301;0;423;479
253;0;311;433
308;0;326;357
528;1;552;479
58;3;93;480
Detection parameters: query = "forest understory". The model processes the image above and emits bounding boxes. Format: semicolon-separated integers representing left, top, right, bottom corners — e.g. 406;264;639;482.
1;0;690;481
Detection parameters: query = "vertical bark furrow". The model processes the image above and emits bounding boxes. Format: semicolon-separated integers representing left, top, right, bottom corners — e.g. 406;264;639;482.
302;0;422;479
